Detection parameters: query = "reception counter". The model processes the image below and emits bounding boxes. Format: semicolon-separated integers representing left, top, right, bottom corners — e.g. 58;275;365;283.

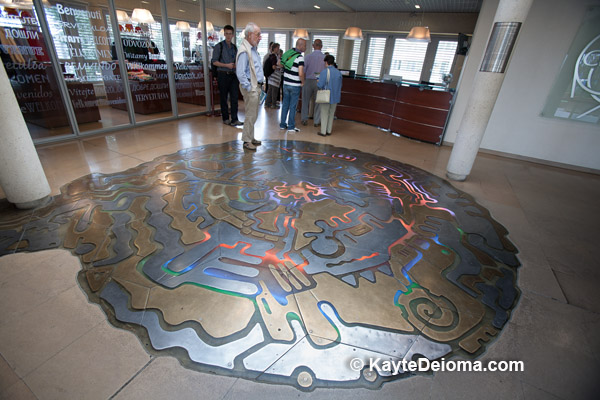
337;78;453;144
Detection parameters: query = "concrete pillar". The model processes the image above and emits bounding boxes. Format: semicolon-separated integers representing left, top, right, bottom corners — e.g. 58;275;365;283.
446;0;533;181
0;62;51;209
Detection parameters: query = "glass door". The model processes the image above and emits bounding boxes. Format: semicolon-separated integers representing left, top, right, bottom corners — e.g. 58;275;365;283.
113;0;172;123
0;2;74;140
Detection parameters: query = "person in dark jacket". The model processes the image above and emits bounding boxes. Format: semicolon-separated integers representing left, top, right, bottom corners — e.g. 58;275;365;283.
211;25;241;126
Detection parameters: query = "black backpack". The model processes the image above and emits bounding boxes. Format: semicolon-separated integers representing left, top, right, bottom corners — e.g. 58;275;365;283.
263;53;276;78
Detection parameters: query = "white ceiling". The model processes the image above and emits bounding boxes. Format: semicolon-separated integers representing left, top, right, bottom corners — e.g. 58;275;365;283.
178;0;482;14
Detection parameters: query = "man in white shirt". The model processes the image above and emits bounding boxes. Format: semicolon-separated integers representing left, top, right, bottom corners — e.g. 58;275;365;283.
236;23;265;150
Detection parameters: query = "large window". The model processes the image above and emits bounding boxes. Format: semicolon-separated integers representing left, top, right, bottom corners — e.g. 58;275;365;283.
364;37;386;78
389;39;428;81
274;33;287;53
257;37;269;60
313;34;339;59
430;41;458;84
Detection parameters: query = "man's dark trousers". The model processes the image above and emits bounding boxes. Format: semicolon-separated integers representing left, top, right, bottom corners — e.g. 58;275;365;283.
217;72;239;122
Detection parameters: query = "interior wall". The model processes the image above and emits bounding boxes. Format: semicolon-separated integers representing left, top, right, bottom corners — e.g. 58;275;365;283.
234;12;478;35
445;0;600;171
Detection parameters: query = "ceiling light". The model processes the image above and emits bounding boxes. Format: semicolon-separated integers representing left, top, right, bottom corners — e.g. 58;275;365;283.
175;21;190;32
293;29;309;40
267;6;274;10
406;26;431;42
314;5;320;9
343;26;363;40
131;8;155;24
179;9;185;12
415;5;421;9
115;10;130;23
225;7;231;11
197;21;214;32
141;1;149;4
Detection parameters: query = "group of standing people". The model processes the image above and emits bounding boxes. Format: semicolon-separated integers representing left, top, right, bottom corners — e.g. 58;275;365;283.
211;22;343;150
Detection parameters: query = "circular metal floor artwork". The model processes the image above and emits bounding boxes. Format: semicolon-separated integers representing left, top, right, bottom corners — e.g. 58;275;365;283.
0;140;520;390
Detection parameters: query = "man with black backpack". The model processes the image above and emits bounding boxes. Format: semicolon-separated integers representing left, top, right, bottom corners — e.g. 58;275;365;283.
211;25;242;126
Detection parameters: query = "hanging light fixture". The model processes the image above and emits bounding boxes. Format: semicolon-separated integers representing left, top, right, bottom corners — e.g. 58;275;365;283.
406;3;430;42
343;26;363;40
175;21;190;32
343;11;363;41
131;8;155;24
293;28;309;40
406;26;431;42
197;21;214;32
115;10;130;23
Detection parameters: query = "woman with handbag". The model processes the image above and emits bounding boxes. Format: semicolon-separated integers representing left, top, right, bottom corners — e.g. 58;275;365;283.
316;55;343;136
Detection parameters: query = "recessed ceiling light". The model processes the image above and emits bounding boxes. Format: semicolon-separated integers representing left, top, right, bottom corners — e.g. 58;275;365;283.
314;5;320;9
179;9;185;12
415;5;421;9
267;6;274;10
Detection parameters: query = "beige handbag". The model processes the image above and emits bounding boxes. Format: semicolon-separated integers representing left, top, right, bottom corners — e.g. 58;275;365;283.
315;69;330;103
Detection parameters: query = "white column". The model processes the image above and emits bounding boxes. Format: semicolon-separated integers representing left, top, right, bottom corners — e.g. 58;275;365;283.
446;0;534;181
0;63;51;209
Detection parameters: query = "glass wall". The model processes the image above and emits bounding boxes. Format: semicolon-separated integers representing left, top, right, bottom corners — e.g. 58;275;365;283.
0;2;73;140
113;0;172;123
171;6;215;115
42;0;135;133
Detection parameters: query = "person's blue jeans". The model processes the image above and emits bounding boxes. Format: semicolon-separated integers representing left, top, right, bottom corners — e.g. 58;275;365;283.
280;84;301;129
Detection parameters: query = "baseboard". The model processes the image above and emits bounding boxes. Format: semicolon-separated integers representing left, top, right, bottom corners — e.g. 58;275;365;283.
441;141;600;175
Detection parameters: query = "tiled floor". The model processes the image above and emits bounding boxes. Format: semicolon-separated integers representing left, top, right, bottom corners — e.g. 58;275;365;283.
1;106;599;399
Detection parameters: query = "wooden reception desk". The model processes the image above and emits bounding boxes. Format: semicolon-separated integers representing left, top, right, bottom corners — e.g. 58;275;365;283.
337;77;453;144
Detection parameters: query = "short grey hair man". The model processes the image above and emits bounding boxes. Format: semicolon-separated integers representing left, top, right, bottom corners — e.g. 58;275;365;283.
244;22;260;38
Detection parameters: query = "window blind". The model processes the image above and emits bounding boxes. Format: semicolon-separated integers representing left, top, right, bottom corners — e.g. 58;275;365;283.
313;34;339;59
431;41;458;83
274;33;287;53
389;38;428;81
364;37;386;78
350;40;361;72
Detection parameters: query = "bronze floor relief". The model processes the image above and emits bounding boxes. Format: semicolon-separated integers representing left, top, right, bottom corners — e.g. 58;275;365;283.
0;140;520;389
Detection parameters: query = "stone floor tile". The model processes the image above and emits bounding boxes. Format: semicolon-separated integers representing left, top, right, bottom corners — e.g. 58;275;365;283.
554;270;600;313
430;368;524;400
0;355;19;396
25;322;151;400
0;379;37;400
0;285;105;377
520;381;564;400
223;374;433;400
114;356;236;400
484;292;600;400
0;250;81;321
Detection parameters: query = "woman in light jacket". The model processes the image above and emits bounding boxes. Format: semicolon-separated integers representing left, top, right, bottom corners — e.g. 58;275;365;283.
317;54;343;136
